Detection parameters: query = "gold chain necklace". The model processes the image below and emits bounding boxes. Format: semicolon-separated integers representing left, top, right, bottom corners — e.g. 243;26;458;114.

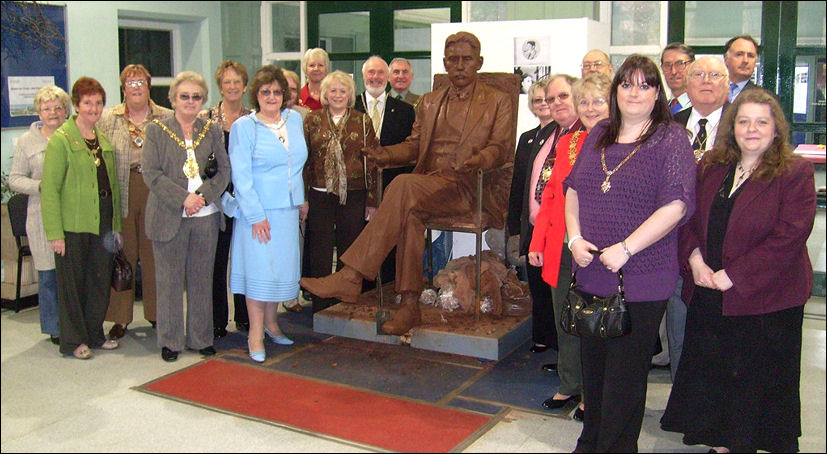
568;130;583;165
57;129;101;166
600;142;644;193
152;118;213;178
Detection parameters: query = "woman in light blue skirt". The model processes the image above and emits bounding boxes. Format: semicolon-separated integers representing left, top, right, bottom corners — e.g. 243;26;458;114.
228;65;308;362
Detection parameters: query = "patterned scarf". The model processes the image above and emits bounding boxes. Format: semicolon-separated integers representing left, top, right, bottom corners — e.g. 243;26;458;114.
324;108;350;205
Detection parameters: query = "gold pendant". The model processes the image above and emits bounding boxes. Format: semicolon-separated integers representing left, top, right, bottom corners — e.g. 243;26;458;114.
94;157;101;167
541;167;552;181
134;136;144;148
183;154;199;179
601;179;611;193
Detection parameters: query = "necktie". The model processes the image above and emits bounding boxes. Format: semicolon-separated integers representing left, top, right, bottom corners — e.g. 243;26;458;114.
370;99;381;134
396;94;403;100
534;127;567;203
669;97;681;114
692;118;708;162
729;82;738;101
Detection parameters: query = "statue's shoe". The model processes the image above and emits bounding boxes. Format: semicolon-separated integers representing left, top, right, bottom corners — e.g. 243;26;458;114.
299;267;362;303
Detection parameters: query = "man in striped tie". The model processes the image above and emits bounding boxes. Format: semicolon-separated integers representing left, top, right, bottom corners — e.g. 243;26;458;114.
661;42;695;114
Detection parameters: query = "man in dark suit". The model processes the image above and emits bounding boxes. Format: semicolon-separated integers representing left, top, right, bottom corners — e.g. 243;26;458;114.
354;56;416;285
301;32;513;335
664;55;730;379
724;35;760;101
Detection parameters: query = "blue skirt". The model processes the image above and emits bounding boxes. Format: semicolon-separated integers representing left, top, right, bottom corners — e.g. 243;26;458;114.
230;207;300;302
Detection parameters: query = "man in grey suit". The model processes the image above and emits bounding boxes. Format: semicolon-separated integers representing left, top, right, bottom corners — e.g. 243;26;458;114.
389;57;421;107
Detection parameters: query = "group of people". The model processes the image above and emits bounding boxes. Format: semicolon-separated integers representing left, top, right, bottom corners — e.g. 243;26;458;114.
10;47;423;364
9;30;815;453
507;35;815;453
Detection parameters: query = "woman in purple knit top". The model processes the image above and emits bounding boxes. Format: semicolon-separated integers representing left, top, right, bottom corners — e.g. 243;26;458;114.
563;55;696;452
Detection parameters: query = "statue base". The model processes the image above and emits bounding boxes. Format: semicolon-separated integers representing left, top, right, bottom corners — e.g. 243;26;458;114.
313;283;532;361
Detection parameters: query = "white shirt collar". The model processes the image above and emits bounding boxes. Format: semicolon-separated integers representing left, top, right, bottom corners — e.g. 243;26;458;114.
687;105;724;143
365;90;387;106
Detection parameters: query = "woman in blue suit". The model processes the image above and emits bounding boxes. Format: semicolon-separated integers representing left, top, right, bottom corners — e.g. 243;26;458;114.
229;65;308;362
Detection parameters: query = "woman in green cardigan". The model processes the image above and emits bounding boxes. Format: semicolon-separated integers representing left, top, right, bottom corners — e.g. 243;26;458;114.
41;77;122;360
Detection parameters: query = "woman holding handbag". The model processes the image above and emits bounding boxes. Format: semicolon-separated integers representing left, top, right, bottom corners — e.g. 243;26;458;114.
563;55;695;451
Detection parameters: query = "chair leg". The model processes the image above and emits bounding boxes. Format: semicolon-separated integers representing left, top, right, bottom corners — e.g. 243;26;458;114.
474;231;481;321
427;229;434;288
15;254;23;313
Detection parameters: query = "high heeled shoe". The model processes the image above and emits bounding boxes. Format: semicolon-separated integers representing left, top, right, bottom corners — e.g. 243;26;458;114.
264;327;294;345
247;340;265;363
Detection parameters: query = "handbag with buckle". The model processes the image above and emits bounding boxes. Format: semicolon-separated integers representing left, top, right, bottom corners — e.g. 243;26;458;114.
111;249;134;292
561;265;630;339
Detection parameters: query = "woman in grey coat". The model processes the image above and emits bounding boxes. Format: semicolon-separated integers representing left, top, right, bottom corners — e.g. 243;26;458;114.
142;71;231;362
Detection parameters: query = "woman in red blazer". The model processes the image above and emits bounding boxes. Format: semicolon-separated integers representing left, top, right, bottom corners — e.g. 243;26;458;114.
528;73;612;420
661;89;816;453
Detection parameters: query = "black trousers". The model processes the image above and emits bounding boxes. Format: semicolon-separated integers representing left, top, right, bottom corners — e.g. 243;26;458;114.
56;231;115;355
526;250;556;349
576;297;666;453
212;214;249;328
304;189;367;311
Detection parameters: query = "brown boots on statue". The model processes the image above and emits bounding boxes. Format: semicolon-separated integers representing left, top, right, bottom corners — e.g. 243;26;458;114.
380;292;422;335
300;268;423;335
299;266;363;303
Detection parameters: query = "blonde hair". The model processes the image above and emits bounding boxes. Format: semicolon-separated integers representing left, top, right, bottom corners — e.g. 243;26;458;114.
215;60;248;87
320;71;356;108
34;85;71;116
168;71;209;104
302;48;330;77
572;73;611;106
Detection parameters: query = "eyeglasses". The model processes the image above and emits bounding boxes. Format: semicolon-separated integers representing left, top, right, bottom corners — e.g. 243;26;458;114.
40;105;66;113
546;92;571;104
661;60;690;71
531;97;548;105
125;80;147;88
581;61;606;71
178;93;203;102
259;89;283;98
578;98;607;109
689;71;726;82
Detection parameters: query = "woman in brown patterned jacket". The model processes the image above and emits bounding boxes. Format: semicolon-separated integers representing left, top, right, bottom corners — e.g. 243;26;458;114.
302;70;379;313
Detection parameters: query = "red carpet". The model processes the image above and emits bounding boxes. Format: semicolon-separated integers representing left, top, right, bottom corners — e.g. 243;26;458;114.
142;359;492;452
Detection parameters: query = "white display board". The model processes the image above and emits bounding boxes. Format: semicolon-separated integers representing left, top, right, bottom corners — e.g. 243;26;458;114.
429;19;610;258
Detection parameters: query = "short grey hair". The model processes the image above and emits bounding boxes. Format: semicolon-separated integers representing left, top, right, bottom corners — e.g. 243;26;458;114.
169;71;208;104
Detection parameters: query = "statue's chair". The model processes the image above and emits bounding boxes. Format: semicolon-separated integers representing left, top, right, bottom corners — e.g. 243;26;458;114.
377;73;519;320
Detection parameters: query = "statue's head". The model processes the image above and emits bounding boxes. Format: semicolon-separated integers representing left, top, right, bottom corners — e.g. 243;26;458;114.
443;31;483;90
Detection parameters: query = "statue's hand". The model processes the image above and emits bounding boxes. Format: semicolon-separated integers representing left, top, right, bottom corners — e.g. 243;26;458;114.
453;153;483;173
364;145;391;167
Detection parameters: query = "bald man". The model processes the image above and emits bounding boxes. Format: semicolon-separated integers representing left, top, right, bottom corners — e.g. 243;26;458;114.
661;56;730;379
581;49;614;78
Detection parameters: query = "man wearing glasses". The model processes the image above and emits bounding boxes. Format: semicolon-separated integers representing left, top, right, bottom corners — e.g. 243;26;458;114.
580;50;614;78
665;56;730;380
661;43;696;114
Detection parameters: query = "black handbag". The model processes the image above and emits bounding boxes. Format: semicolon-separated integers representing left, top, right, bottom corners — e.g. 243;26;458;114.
203;152;218;179
561;268;630;339
111;249;134;292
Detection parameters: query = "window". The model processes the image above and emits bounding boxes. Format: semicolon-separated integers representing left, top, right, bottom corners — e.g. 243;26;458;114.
118;19;180;109
261;1;305;77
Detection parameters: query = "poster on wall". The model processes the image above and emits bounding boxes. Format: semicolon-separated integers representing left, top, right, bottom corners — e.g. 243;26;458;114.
514;36;551;94
1;2;68;128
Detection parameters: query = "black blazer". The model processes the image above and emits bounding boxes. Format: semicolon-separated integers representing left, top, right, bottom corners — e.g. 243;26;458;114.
673;101;730;129
506;122;558;254
354;93;415;147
